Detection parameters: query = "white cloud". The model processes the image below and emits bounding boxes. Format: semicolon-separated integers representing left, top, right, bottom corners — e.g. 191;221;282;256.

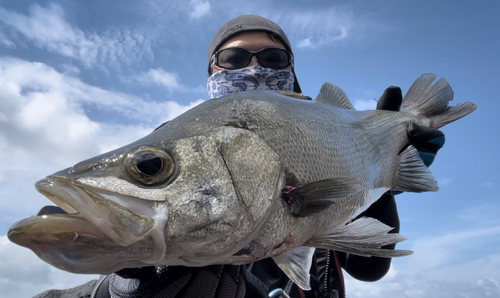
59;63;81;76
344;222;500;297
127;68;207;95
0;59;99;165
0;3;152;67
457;202;500;226
163;99;205;123
0;56;204;297
189;0;211;19
353;99;377;110
346;254;500;298
347;272;500;298
406;226;500;274
295;27;347;49
130;68;184;90
296;37;313;49
0;51;206;296
269;6;354;49
0;31;15;49
0;57;203;214
0;235;98;298
196;2;391;50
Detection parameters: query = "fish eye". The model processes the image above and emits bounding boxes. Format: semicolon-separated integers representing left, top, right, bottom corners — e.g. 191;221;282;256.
136;153;163;176
126;147;175;185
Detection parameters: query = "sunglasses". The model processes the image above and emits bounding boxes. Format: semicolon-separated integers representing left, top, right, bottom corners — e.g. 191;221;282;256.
211;47;293;71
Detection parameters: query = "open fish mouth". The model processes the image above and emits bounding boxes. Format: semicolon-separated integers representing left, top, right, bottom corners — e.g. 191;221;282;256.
7;177;159;274
36;177;157;246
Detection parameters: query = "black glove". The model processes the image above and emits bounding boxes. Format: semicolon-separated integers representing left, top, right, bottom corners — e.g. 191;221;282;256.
376;86;445;168
94;265;269;298
337;192;399;281
407;122;445;167
338;85;446;282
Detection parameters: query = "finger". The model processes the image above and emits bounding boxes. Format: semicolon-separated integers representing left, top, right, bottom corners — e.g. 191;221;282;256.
408;122;445;152
376;86;402;111
407;123;445;167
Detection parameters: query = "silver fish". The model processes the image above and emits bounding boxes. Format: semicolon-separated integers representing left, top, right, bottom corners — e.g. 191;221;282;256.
8;74;476;289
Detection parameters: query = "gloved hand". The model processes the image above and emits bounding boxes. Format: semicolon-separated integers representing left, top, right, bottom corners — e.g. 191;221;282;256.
339;85;446;282
94;265;269;298
376;86;445;167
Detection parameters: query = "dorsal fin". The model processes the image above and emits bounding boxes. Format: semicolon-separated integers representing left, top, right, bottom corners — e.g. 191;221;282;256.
315;82;355;110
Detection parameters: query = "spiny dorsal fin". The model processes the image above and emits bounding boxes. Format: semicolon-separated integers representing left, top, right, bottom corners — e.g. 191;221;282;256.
305;217;413;258
315;82;355;110
272;246;315;290
283;178;365;217
392;145;438;193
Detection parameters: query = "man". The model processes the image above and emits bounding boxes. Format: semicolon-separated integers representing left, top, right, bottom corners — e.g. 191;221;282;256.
203;14;407;298
36;15;444;298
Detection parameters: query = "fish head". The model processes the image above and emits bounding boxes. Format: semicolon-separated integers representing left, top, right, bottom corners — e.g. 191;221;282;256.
8;124;283;274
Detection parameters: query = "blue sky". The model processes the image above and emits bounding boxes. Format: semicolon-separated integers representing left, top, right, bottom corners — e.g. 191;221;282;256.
0;1;498;297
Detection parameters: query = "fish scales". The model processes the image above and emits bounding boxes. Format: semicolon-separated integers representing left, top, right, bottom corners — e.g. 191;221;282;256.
8;74;476;290
204;95;409;257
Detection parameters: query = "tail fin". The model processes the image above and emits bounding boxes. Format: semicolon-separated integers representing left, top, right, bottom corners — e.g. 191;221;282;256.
391;74;476;193
401;73;476;128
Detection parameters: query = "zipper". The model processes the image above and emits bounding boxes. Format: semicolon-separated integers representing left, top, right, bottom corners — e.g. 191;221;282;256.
323;250;331;293
321;250;346;298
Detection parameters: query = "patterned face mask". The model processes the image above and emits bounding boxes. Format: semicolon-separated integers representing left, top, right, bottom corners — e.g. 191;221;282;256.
207;65;295;99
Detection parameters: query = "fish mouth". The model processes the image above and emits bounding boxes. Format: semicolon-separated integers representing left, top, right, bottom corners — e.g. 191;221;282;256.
7;177;160;274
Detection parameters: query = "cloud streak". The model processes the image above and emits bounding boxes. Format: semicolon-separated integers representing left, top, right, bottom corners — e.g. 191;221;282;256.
129;68;186;91
263;6;359;49
0;3;153;67
189;0;211;19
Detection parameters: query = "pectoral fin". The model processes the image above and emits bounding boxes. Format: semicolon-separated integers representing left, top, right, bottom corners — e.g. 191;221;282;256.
272;246;315;290
306;217;413;258
283;178;365;217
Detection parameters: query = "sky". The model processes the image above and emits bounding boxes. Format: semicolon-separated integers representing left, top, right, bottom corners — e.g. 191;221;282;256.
0;0;499;297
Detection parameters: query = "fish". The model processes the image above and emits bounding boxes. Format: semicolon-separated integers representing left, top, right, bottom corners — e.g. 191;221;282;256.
8;74;476;289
